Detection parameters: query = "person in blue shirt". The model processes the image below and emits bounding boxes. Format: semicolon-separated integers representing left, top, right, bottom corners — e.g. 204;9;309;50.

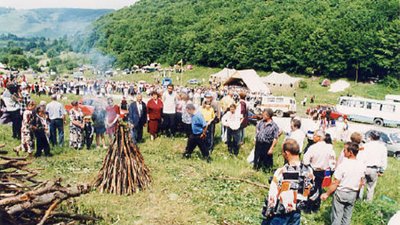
183;103;211;162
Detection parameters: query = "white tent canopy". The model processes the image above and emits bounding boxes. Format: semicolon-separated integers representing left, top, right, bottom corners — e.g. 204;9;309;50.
262;71;302;87
210;68;237;82
224;69;270;93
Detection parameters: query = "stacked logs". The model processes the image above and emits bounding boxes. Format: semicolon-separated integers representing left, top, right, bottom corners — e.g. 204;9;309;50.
0;155;95;225
94;123;151;195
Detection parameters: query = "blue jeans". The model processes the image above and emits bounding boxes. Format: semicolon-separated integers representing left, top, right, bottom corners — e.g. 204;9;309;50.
262;212;301;225
50;119;64;146
227;128;240;155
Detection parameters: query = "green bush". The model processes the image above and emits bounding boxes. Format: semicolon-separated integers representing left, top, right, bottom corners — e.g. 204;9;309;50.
382;75;399;89
299;80;308;89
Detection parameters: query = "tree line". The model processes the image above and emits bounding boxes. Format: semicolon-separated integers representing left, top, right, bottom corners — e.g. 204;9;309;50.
88;0;399;83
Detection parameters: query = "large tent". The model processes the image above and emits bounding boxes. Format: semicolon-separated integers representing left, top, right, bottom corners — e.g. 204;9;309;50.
262;71;302;89
209;68;237;83
224;69;270;93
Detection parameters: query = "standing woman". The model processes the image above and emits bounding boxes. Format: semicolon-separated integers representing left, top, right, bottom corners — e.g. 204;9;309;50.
69;101;84;149
147;91;163;140
31;106;51;157
14;101;36;156
254;108;279;171
105;98;120;142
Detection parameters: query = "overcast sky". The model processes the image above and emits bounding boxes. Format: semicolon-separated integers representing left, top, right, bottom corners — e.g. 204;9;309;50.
0;0;137;9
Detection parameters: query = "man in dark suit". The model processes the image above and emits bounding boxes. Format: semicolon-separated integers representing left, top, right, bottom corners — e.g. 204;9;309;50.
128;94;147;144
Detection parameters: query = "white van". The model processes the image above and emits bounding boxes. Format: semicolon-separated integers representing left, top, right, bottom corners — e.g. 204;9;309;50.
255;96;296;117
336;96;400;127
385;95;400;103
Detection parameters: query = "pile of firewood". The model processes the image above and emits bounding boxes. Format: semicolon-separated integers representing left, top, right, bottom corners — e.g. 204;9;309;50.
94;123;151;195
0;154;95;225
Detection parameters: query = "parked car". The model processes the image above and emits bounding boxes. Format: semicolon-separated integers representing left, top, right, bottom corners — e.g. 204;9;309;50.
307;105;347;121
187;79;199;85
65;98;106;116
364;130;400;159
247;108;262;126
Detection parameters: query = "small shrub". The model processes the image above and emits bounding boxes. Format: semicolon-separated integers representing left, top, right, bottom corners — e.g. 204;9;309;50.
299;80;308;89
382;75;399;89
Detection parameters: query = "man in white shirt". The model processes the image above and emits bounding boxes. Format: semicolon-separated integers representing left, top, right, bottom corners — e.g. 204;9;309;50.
357;131;388;201
287;119;305;153
2;83;22;139
303;129;336;212
162;84;177;137
321;142;366;225
46;94;66;146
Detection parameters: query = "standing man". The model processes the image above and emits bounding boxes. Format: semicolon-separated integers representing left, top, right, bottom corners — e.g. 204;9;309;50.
238;92;248;145
357;131;387;201
303;129;336;212
219;90;235;142
46;94;66;147
162;84;177;137
2;83;22;139
128;94;147;144
321;142;366;225
254;108;279;171
286;119;305;153
204;92;220;152
261;139;318;225
183;103;211;162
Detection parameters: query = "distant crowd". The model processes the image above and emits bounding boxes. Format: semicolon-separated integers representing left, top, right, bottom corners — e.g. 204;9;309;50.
0;73;390;225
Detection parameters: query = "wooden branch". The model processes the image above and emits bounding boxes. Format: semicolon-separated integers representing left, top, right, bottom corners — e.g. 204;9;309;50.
50;212;98;221
6;184;90;215
38;199;61;225
214;176;269;189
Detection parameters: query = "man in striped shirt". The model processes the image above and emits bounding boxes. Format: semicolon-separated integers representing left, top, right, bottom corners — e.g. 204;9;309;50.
254;108;279;171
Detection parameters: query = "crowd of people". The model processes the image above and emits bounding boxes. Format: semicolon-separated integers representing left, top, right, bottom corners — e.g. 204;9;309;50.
0;73;391;225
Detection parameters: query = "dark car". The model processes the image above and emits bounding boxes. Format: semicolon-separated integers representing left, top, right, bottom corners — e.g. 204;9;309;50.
364;130;400;159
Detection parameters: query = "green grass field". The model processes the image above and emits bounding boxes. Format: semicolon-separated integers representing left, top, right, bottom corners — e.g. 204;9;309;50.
1;68;400;224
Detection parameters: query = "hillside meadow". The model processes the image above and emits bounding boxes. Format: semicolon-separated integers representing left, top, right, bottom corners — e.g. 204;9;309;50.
1;69;399;224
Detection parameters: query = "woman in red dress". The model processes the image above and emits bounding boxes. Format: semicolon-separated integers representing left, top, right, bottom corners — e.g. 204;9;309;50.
105;97;120;142
147;91;163;140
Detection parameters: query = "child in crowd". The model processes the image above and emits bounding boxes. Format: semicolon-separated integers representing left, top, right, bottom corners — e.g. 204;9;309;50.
83;116;94;150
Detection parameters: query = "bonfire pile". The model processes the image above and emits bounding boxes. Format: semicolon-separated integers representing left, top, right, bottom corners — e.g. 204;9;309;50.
94;123;151;195
0;152;95;225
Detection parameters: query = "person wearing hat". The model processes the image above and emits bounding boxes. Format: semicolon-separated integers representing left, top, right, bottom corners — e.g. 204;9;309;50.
254;108;279;171
46;94;66;147
303;129;336;212
83;115;94;150
357;131;387;201
69;100;84;149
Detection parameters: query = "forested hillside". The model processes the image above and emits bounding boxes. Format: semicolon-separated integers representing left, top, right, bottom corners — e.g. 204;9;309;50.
90;0;399;81
0;8;112;38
